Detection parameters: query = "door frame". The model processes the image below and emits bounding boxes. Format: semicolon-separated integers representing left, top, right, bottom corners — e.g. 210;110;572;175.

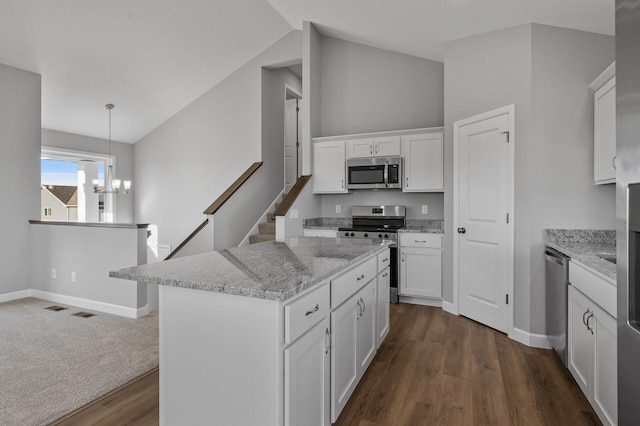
284;84;302;189
451;104;515;337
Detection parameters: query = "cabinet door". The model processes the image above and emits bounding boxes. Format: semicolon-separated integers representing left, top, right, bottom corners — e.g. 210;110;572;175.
592;304;617;426
373;136;401;157
357;280;377;374
284;317;331;426
568;286;593;399
402;132;444;192
331;296;358;421
376;269;390;347
399;247;442;298
314;141;347;193
346;138;374;158
594;77;616;184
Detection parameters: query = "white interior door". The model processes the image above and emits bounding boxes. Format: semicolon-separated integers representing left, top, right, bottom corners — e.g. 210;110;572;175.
455;107;512;333
285;98;298;192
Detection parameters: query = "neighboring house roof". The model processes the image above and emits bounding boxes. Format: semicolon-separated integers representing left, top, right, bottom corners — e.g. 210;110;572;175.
42;185;78;207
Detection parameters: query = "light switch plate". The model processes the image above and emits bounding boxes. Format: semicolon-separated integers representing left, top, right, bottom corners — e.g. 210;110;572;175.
290;209;298;219
336;204;341;214
71;271;77;282
421;205;428;214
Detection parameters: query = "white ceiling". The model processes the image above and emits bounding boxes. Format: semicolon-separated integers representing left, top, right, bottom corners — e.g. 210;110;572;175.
0;0;614;144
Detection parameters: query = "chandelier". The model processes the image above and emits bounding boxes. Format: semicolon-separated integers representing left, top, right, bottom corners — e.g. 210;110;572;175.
92;104;131;194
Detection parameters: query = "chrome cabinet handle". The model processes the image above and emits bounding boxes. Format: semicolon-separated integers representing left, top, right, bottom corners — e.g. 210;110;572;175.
370;146;373;155
402;252;405;262
382;257;388;262
415;240;426;243
356;300;362;319
382;272;388;278
586;312;594;334
613;156;617;170
341;179;344;189
361;297;365;313
324;327;331;354
356;274;365;281
406;176;409;186
583;309;590;327
305;304;320;316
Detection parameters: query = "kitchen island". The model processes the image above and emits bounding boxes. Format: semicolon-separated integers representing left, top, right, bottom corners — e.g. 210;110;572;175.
111;236;392;426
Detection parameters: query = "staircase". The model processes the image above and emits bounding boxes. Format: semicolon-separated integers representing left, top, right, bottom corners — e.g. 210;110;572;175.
248;200;281;244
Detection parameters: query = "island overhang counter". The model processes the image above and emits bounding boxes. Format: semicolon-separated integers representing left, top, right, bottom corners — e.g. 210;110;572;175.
111;236;392;426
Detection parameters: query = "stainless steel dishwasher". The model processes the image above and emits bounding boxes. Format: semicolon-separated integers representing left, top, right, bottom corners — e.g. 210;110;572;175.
545;246;570;367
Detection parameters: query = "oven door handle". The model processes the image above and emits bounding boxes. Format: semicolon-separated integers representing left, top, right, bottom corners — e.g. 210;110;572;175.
384;164;389;188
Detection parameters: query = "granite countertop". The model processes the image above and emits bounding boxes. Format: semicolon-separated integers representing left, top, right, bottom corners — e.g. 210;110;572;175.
545;229;616;281
399;219;444;234
111;237;391;302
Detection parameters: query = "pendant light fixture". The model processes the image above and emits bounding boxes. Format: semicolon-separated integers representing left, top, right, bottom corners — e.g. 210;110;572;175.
92;104;131;194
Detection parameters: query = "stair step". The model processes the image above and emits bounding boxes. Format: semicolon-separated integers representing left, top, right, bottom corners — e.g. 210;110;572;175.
249;233;275;244
274;201;281;211
267;212;276;222
259;222;275;234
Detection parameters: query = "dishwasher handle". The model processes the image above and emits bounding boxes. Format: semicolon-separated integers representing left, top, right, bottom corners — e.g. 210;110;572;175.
545;249;567;265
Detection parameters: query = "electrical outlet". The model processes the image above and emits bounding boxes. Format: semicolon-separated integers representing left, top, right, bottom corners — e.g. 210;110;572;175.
51;268;56;279
421;205;429;215
290;209;298;219
71;271;77;282
336;204;341;214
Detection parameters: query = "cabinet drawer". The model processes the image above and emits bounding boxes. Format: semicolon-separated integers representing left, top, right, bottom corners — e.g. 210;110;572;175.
285;283;330;344
569;261;616;318
332;257;377;308
399;233;442;249
377;249;391;272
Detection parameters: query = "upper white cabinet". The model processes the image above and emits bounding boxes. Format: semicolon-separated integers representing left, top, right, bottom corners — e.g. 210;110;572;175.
313;127;443;194
313;141;347;194
590;62;616;185
346;136;401;158
402;132;444;192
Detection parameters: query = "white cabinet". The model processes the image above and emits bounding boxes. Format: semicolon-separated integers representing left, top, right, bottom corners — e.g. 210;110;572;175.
376;268;390;345
303;229;339;238
402;132;444;192
313;141;347;194
399;233;443;299
346;136;401;158
590;62;616;185
284;317;331;426
331;279;377;422
568;285;617;426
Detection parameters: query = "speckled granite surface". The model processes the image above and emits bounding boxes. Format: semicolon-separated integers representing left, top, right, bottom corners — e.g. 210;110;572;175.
545;229;616;281
303;218;351;230
400;219;444;234
111;237;390;301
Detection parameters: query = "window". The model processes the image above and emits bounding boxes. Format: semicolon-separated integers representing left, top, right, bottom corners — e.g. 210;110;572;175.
44;208;52;217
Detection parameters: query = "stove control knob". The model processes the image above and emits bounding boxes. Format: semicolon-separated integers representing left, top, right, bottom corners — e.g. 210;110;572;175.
378;233;383;238
350;233;355;237
364;233;369;238
384;233;389;239
344;232;349;237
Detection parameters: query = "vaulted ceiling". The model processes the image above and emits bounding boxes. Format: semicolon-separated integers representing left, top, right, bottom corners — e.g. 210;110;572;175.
0;0;614;143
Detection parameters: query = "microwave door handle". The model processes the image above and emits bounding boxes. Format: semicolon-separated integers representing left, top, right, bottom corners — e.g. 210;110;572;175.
383;164;389;188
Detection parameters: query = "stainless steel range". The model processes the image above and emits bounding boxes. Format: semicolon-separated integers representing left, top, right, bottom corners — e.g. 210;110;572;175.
339;206;405;303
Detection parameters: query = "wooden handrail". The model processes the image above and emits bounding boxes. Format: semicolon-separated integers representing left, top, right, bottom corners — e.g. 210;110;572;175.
274;175;312;216
164;218;209;260
203;162;263;215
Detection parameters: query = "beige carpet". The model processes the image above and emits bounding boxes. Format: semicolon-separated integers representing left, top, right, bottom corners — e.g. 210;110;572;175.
0;297;158;426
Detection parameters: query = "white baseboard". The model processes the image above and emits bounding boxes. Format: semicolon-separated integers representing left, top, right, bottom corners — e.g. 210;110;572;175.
27;290;148;319
399;296;442;307
510;327;552;349
0;289;32;304
442;300;458;315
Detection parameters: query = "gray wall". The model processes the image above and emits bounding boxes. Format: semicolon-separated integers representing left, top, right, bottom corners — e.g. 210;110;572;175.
134;30;302;252
319;36;444;137
444;24;615;335
319;192;443;220
42;129;135;223
0;63;41;295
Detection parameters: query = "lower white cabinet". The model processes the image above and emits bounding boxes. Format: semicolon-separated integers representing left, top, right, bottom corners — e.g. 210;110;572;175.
284;317;331;426
399;233;443;299
331;279;377;422
303;229;339;238
376;268;390;345
568;285;617;426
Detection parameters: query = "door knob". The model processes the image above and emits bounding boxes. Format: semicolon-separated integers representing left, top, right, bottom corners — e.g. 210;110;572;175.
457;227;466;234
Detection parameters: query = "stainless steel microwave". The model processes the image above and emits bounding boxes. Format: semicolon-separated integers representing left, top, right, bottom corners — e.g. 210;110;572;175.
346;157;402;189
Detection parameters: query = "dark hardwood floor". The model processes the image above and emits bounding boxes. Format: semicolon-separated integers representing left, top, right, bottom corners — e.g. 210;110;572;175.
53;303;600;425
